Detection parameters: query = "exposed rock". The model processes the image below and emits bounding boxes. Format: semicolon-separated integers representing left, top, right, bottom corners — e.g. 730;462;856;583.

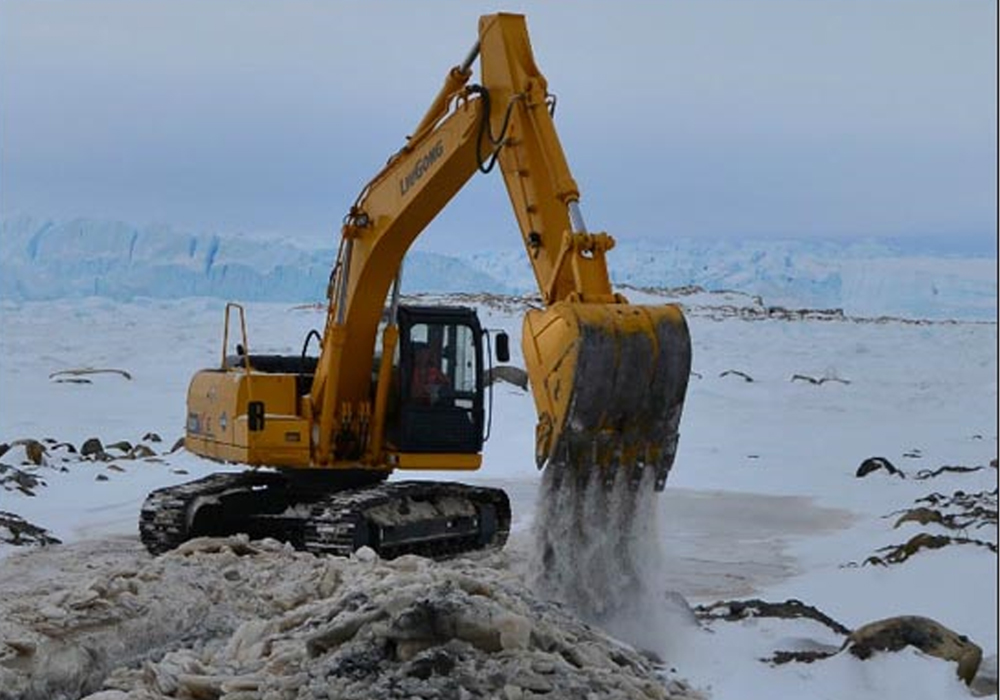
48;367;132;382
719;370;753;382
845;615;982;685
694;598;851;636
790;374;851;386
0;464;44;496
0;511;61;547
856;457;904;478
485;365;530;391
865;532;997;566
892;507;945;529
915;464;986;479
104;440;133;454
7;439;47;466
129;444;156;459
80;438;106;459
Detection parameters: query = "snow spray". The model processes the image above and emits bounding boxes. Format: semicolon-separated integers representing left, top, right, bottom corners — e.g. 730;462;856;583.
529;465;694;657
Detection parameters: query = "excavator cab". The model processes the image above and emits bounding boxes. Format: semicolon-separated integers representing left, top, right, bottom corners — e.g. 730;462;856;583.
387;305;486;455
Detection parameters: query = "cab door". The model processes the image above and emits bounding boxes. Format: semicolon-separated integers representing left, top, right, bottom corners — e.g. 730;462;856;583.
389;306;485;454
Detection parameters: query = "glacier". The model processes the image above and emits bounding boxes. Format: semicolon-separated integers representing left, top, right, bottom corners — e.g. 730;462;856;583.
1;216;995;321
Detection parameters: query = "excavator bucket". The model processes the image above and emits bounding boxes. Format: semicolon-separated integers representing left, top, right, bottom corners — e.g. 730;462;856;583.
522;301;692;491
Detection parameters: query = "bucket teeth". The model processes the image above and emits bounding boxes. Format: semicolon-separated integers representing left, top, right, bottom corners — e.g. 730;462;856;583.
523;302;692;492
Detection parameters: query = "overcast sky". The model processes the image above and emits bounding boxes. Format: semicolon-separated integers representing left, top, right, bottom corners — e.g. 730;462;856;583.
1;1;996;253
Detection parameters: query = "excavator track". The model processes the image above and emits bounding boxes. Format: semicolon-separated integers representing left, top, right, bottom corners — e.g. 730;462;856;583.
139;474;510;560
302;480;511;558
139;472;251;555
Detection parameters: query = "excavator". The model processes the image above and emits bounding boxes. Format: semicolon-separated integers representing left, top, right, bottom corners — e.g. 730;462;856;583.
140;13;692;559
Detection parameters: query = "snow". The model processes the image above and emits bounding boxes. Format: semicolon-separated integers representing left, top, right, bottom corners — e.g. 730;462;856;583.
0;285;996;699
3;216;996;321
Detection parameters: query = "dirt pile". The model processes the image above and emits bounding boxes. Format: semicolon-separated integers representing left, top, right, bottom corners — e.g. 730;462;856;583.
0;536;702;700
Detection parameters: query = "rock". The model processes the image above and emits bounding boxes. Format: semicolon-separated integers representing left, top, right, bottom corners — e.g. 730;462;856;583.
856;457;904;478
130;444;156;459
142;432;163;443
23;440;46;466
105;441;133;454
81;438;106;459
0;511;61;546
694;598;851;636
892;507;944;528
485;365;529;391
0;464;44;495
845;615;982;685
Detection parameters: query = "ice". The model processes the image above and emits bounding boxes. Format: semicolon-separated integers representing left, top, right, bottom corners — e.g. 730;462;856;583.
2;216;996;321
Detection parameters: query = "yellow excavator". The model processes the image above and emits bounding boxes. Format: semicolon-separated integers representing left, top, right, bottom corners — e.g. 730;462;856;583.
140;13;692;558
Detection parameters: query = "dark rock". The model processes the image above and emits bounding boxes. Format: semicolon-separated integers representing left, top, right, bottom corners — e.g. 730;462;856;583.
81;438;106;459
0;511;61;546
856;457;903;478
892;507;944;529
0;443;8;459
0;464;45;496
845;615;982;685
484;366;529;391
105;441;133;454
695;598;851;636
915;465;985;479
130;445;157;459
143;432;163;443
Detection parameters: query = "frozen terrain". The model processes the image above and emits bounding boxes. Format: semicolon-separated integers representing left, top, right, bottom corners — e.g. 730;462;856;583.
2;216;996;321
0;285;995;699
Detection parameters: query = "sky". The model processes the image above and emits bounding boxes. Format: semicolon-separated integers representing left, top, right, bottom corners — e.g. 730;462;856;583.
1;0;996;254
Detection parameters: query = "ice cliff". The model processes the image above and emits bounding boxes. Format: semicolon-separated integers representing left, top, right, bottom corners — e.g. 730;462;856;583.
1;217;995;321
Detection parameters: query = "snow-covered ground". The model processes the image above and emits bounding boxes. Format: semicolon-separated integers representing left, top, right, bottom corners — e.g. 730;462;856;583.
0;290;996;699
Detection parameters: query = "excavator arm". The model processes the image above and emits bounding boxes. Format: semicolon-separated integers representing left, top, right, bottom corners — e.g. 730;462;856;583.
310;13;692;489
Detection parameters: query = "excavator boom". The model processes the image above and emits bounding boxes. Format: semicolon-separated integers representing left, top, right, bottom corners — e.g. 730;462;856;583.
318;13;692;487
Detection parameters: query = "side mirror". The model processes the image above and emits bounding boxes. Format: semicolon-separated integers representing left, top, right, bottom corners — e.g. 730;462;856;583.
495;331;510;363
